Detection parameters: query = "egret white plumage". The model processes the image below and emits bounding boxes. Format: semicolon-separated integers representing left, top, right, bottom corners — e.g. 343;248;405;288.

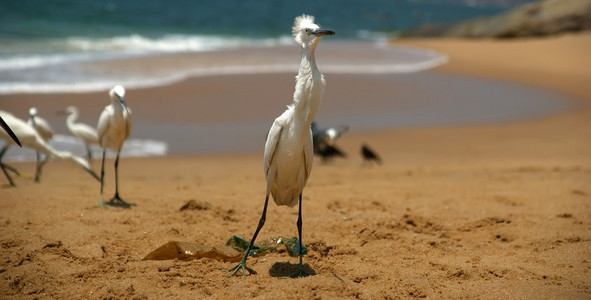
0;116;21;147
97;85;132;207
0;110;99;186
27;107;54;182
63;106;99;161
227;15;334;278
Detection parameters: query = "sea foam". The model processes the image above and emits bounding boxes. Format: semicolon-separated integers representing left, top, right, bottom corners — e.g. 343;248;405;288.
0;37;447;95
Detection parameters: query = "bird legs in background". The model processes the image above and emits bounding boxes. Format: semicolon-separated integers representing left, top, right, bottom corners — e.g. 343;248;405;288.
1;146;17;186
0;146;29;187
99;150;133;208
86;146;93;162
33;151;49;183
226;194;311;278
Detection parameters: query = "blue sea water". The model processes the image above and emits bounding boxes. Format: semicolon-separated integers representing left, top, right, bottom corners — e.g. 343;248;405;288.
5;0;573;163
0;0;534;94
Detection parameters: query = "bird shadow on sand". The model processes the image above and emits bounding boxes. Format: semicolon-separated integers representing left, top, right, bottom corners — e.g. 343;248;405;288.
104;200;137;209
269;262;316;278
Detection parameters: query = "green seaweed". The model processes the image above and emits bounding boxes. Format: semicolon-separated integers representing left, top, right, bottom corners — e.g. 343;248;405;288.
226;236;308;257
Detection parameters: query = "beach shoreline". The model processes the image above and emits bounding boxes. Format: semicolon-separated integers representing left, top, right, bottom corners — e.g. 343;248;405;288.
0;40;581;158
1;33;590;298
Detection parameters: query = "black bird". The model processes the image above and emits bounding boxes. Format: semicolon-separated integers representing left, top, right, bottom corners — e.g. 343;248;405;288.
311;122;349;147
311;122;348;162
316;143;346;163
361;144;382;165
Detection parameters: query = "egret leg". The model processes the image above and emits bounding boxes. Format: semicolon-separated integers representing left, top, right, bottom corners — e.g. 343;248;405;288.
34;153;49;183
292;193;312;278
106;152;133;208
86;146;93;161
225;194;270;278
0;146;15;186
99;149;106;207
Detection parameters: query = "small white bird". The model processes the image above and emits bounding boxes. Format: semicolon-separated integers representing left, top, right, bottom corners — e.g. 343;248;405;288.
0;110;99;186
63;106;99;161
27;107;55;182
97;85;132;207
227;15;334;278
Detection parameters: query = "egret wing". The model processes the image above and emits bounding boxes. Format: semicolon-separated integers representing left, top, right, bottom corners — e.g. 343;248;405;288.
96;106;111;148
124;109;132;140
303;128;313;181
263;119;283;176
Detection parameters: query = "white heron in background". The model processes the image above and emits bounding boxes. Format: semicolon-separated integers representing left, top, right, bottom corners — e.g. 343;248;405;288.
63;106;99;161
0;110;99;186
226;15;334;278
97;85;132;207
27;107;54;182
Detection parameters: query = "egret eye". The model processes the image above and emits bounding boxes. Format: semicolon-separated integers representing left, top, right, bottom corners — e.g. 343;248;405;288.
305;29;311;34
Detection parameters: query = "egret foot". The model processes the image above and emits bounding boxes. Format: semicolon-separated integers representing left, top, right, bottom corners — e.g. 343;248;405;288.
105;194;134;208
225;255;257;279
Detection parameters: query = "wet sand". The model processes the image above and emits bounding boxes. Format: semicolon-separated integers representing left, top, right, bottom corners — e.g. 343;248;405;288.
0;72;575;156
1;33;591;298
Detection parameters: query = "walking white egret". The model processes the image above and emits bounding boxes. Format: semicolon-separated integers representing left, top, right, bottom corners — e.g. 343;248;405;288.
0;110;99;186
27;107;54;182
63;106;99;161
227;15;334;278
97;85;132;207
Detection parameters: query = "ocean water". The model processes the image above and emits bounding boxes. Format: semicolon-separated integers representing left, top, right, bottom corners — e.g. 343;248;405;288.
5;0;567;163
0;0;534;94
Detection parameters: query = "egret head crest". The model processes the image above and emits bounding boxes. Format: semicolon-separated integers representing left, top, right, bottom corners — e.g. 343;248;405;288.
292;14;334;48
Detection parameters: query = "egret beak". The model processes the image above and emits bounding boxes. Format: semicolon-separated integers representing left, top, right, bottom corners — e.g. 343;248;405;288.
0;117;21;147
314;29;335;36
118;96;130;114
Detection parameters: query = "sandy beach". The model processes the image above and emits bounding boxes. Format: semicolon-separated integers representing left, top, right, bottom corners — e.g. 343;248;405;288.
1;32;590;299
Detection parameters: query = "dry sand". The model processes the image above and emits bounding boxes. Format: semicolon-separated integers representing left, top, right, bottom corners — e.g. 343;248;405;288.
1;33;590;298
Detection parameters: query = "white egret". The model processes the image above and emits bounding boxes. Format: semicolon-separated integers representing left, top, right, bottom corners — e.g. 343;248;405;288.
63;106;99;161
227;15;334;278
0;110;99;186
97;85;132;207
27;107;55;182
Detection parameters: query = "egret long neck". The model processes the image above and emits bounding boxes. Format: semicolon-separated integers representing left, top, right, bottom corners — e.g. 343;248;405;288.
111;100;126;120
66;110;78;127
293;46;324;126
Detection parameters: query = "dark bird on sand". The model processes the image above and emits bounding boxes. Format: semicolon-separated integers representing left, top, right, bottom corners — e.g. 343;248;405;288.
316;143;346;162
361;144;382;165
